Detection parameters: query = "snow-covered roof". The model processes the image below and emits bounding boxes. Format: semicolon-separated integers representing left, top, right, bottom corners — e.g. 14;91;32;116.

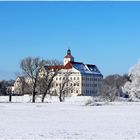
71;62;102;76
44;61;102;76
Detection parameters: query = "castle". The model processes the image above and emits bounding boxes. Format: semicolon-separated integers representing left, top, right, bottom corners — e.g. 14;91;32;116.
43;49;103;96
14;49;103;96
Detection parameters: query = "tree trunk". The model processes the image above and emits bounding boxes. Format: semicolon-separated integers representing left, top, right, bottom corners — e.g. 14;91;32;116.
41;85;51;103
59;96;63;102
9;93;12;102
32;92;36;103
59;92;63;102
32;82;37;103
41;94;45;103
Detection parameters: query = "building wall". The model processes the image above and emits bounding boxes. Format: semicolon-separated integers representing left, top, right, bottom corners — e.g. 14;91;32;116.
50;68;82;96
14;77;24;95
14;77;32;95
49;68;103;96
14;69;103;96
81;74;103;96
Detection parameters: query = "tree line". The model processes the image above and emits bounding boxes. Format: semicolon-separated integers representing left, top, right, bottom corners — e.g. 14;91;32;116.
0;80;15;95
97;59;140;102
98;74;130;102
1;56;140;103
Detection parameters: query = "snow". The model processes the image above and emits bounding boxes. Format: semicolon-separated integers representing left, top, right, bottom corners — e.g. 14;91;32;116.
123;59;140;100
71;62;102;75
0;96;140;139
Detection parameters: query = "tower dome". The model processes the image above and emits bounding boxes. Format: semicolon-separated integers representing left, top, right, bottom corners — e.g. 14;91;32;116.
67;49;71;55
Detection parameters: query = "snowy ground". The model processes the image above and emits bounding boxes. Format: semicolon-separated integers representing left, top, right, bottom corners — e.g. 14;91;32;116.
0;96;140;139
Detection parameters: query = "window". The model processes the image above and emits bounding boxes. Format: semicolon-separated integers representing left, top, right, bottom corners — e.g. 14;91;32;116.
77;77;79;80
56;83;58;86
56;78;58;80
71;83;73;86
70;77;72;80
94;78;97;81
94;84;97;87
77;83;79;86
71;90;73;93
74;77;76;80
59;77;61;80
76;90;78;93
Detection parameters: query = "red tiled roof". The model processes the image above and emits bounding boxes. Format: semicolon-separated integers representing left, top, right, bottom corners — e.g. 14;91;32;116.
47;65;64;70
64;61;73;69
46;61;72;70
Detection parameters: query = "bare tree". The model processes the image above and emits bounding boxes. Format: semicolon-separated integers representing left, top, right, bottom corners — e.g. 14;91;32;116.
99;81;117;102
20;57;46;103
57;72;71;102
0;80;15;96
37;59;63;102
38;70;59;102
98;74;129;102
56;71;79;102
0;81;8;95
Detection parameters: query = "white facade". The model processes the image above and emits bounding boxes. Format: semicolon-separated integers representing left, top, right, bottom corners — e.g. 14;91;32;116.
50;68;82;96
14;76;32;95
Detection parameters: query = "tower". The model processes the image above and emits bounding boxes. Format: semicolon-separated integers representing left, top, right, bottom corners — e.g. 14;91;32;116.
64;49;74;65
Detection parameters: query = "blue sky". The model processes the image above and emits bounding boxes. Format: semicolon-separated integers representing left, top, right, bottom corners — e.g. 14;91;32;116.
0;1;140;80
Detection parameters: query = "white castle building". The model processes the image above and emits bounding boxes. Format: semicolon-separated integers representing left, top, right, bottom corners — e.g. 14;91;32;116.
14;49;103;96
45;49;103;96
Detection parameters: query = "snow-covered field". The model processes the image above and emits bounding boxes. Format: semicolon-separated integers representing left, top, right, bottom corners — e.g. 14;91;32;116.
0;96;140;139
